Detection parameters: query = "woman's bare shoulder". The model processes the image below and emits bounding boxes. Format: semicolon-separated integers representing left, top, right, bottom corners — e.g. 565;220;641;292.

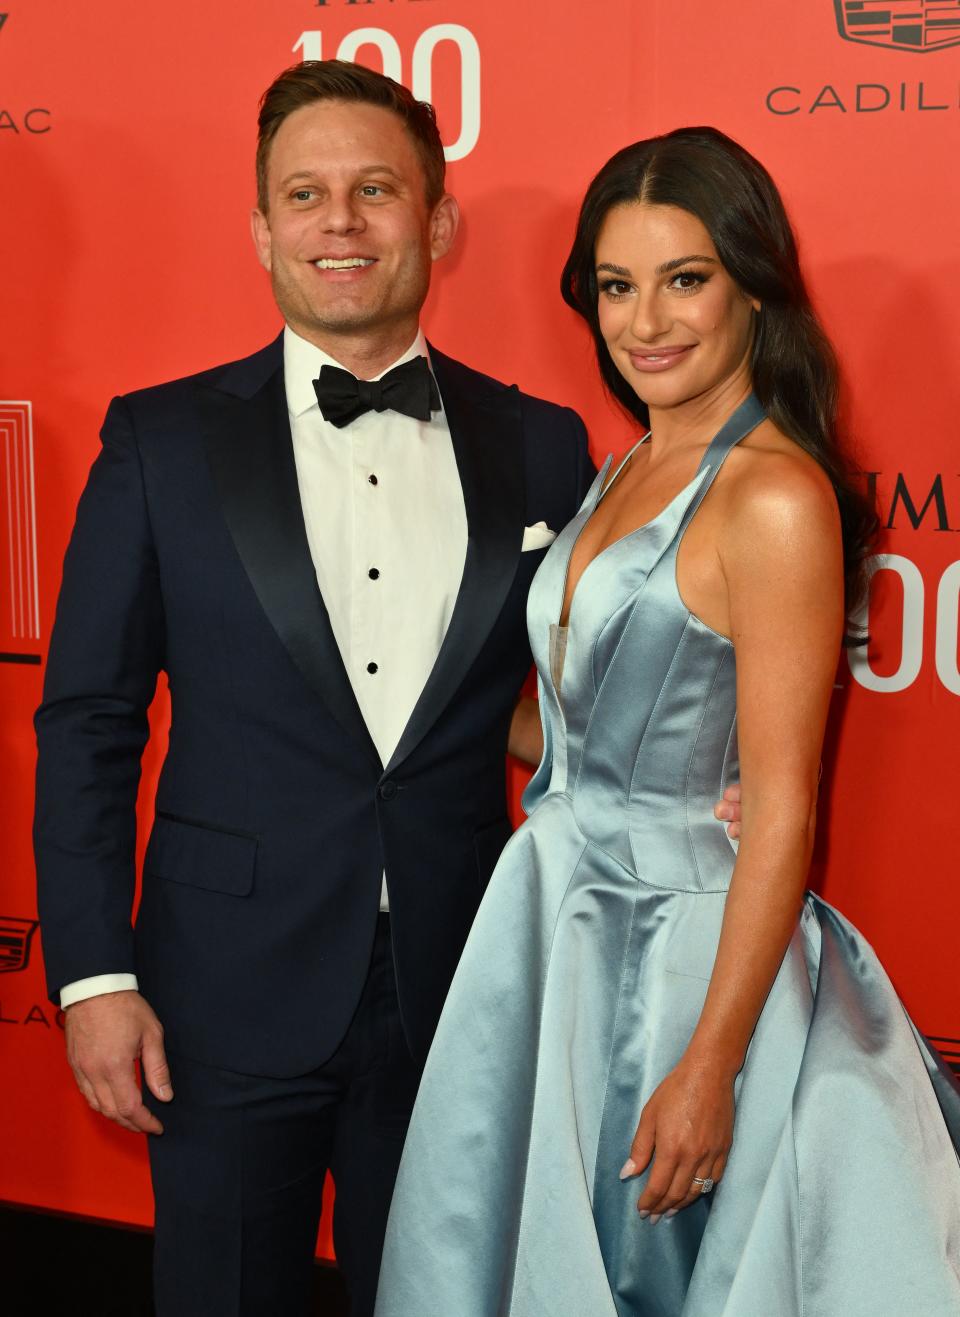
723;420;837;521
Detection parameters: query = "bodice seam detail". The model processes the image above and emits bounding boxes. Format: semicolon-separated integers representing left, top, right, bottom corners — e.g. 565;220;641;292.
625;615;695;814
590;589;647;700
571;581;653;800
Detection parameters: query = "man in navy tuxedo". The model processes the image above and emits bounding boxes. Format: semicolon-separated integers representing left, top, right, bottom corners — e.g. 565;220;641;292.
35;61;740;1316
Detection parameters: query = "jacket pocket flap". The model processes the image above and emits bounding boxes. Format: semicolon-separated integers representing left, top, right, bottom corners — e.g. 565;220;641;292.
144;814;257;896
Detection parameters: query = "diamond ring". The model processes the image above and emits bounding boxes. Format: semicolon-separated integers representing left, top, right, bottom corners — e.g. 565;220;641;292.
692;1176;715;1194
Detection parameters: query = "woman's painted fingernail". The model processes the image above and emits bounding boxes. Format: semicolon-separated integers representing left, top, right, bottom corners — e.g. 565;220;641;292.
665;1209;678;1218
638;1208;650;1218
649;1213;662;1225
619;1159;637;1180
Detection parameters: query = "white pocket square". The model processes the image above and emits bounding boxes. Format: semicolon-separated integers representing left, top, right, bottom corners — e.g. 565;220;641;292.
521;521;558;552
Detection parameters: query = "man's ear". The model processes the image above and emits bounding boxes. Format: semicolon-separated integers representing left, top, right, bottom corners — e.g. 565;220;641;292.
251;208;273;273
430;194;460;263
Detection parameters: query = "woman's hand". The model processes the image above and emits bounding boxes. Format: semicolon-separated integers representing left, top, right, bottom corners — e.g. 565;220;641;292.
620;1056;735;1222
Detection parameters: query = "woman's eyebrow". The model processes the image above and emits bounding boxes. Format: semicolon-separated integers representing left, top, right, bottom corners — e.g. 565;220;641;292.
656;255;718;274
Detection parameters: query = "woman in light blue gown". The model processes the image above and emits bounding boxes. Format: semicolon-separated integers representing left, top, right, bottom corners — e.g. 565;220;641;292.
375;128;960;1316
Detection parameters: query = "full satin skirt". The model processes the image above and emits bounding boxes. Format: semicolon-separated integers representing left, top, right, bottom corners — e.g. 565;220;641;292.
375;796;960;1317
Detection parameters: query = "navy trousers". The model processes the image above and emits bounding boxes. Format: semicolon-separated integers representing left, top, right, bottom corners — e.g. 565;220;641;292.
146;916;421;1316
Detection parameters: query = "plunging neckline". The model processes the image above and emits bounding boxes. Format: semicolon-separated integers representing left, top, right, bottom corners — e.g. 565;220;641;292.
557;432;711;631
556;434;649;629
555;394;768;634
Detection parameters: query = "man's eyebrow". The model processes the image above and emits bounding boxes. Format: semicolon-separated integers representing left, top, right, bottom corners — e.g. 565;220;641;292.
279;171;317;189
278;164;405;188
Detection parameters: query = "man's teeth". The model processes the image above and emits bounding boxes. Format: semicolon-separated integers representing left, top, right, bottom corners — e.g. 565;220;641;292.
314;258;375;269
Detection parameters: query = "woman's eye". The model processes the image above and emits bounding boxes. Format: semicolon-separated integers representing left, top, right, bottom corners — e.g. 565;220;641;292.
600;279;631;299
670;271;707;293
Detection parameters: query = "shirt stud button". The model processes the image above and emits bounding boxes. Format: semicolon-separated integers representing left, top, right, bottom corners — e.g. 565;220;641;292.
368;568;380;580
368;474;378;486
367;661;379;674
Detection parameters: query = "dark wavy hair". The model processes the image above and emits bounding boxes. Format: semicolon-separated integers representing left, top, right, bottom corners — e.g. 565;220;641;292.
560;126;877;634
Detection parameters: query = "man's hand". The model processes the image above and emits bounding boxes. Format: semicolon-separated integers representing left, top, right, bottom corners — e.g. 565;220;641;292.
65;990;172;1135
714;784;742;839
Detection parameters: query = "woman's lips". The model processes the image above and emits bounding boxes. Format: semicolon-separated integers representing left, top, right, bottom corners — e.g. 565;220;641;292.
627;345;696;373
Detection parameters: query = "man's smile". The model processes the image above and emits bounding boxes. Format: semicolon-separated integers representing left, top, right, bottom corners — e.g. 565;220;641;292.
313;257;377;269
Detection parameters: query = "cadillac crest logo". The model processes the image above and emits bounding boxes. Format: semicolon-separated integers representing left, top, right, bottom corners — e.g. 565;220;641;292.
0;915;39;973
835;1;960;52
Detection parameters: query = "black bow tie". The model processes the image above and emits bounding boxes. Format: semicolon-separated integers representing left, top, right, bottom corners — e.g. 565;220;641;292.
312;356;441;429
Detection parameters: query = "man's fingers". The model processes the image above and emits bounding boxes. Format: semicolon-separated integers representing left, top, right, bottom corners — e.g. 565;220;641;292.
62;992;168;1134
125;1100;164;1136
714;784;742;829
75;1068;159;1133
71;1066;102;1114
104;1067;164;1134
141;1030;174;1103
93;1067;164;1135
713;801;741;836
85;1075;140;1133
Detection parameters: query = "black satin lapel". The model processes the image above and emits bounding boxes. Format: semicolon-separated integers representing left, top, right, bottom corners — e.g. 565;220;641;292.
386;351;525;773
199;367;381;768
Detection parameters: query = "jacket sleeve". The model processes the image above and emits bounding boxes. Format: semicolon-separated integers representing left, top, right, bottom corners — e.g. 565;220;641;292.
34;396;165;1004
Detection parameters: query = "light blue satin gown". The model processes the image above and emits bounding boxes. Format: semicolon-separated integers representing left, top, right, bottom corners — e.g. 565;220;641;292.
375;396;960;1316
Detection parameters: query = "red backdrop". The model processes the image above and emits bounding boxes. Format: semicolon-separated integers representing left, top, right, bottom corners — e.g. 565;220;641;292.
2;0;958;1257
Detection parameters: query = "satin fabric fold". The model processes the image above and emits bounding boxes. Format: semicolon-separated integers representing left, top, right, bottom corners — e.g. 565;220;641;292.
376;397;960;1316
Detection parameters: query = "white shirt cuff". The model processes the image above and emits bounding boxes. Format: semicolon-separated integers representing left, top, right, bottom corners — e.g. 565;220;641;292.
60;973;139;1008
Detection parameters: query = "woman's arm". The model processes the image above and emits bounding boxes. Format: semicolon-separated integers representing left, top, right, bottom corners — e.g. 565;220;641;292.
625;452;844;1220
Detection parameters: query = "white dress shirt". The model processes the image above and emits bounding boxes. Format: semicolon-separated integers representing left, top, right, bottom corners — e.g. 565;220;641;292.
60;325;467;1008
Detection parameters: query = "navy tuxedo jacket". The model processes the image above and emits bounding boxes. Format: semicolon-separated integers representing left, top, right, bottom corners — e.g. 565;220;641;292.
35;335;595;1076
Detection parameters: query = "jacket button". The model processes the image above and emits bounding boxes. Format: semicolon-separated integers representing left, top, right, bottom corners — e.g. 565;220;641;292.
379;780;398;801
